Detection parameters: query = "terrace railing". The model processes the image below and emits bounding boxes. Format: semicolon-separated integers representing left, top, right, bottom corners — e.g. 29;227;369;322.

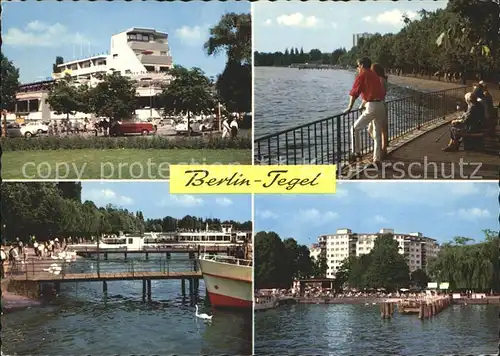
254;86;468;173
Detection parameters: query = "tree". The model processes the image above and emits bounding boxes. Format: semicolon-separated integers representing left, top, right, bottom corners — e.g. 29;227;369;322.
363;235;410;291
205;13;252;114
157;66;215;135
255;231;291;289
204;13;251;65
57;182;82;202
215;61;251;113
89;72;137;122
1;182;251;242
428;230;500;292
46;75;84;121
1;52;20;136
410;269;430;289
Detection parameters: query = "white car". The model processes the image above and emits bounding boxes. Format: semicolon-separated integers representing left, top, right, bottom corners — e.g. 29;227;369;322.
7;122;47;138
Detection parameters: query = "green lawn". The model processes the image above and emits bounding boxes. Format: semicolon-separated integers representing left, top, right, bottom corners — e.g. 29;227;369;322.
3;149;252;179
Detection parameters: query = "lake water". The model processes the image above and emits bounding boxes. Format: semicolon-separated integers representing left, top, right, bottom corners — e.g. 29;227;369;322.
254;304;498;355
254;67;424;138
2;254;252;355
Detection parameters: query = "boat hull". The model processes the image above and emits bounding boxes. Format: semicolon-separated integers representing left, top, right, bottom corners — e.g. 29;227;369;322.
198;258;252;309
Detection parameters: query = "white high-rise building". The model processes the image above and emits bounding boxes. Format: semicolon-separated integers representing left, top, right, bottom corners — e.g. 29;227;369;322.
352;32;374;48
12;28;174;122
318;228;440;278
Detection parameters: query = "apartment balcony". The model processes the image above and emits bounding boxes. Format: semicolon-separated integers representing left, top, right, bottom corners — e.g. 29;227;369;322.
140;55;173;66
129;41;169;52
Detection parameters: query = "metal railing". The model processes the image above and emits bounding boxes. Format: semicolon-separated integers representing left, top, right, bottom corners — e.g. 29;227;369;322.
6;257;199;281
72;244;237;253
254;87;468;171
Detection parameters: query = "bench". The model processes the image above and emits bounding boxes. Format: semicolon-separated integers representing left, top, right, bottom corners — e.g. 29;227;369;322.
454;105;500;152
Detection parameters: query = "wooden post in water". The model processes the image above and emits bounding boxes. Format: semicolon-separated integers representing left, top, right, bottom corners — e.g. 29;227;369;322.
103;281;108;297
124;251;127;260
189;278;194;299
142;279;146;302
55;282;61;295
181;279;186;296
147;279;152;301
145;251;149;260
418;304;424;319
104;252;108;261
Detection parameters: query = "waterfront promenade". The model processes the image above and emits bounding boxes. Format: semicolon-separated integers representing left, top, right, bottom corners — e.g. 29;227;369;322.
254;78;499;179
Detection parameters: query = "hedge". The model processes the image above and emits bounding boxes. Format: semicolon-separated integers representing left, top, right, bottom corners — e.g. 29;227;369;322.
0;135;252;151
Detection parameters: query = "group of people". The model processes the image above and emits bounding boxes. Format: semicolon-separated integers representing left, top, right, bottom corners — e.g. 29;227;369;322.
345;57;498;163
443;81;496;152
0;237;67;278
345;57;389;165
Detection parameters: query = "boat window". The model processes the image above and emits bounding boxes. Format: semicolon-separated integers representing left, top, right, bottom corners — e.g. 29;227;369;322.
128;238;133;244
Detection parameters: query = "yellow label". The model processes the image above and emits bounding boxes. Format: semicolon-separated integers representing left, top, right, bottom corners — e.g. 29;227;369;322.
169;165;336;194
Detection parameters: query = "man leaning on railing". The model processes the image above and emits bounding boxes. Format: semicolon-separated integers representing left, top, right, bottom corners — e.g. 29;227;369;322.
344;57;386;166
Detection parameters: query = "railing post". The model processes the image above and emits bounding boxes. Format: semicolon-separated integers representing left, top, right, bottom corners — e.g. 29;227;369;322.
32;259;35;277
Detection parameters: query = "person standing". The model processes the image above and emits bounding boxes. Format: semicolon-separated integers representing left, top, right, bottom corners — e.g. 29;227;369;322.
222;116;231;138
230;117;239;138
344;57;386;165
366;63;389;158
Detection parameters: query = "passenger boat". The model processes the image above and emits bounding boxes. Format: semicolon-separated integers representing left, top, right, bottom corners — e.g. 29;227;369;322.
198;237;252;309
70;224;251;251
254;295;279;311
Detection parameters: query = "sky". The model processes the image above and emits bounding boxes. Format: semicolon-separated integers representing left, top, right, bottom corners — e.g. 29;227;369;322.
80;182;252;222
255;181;499;246
2;1;249;83
254;1;448;52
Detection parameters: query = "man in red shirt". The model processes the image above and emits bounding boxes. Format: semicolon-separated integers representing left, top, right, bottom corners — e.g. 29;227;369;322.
344;57;386;164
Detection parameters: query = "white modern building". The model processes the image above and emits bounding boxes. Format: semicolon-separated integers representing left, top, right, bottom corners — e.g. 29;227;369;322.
318;228;440;278
10;28;174;122
352;32;374;47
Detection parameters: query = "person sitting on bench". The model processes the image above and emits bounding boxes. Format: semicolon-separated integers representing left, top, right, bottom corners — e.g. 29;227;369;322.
443;92;484;152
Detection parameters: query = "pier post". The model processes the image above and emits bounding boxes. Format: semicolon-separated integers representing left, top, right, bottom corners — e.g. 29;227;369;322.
103;281;108;297
166;252;171;260
189;278;194;299
104;252;108;261
145;252;149;260
189;252;195;259
142;279;146;302
147;279;152;301
418;304;424;319
193;259;198;272
124;251;127;260
181;279;186;296
55;282;61;295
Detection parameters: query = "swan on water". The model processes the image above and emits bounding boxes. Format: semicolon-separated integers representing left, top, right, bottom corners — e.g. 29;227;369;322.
195;305;213;320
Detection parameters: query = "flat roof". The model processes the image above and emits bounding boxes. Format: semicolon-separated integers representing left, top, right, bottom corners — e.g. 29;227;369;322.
58;54;108;67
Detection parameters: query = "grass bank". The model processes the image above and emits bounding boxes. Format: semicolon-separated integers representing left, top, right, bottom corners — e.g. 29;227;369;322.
2;148;252;179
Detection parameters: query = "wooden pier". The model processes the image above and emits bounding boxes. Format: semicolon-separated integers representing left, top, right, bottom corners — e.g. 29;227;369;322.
379;296;452;320
6;258;204;302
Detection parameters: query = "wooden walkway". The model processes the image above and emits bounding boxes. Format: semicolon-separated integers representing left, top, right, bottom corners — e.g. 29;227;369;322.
348;119;499;180
9;271;202;283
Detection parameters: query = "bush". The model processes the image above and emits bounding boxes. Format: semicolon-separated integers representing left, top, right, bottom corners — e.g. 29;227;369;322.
0;135;252;152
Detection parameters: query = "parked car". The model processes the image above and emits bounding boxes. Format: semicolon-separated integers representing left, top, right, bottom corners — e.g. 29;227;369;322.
110;120;155;136
175;118;213;135
6;122;47;138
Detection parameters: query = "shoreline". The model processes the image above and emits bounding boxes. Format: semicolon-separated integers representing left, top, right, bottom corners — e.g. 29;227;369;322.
293;296;500;305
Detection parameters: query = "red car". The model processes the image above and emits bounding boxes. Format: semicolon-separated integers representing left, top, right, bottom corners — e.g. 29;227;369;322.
110;120;156;136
